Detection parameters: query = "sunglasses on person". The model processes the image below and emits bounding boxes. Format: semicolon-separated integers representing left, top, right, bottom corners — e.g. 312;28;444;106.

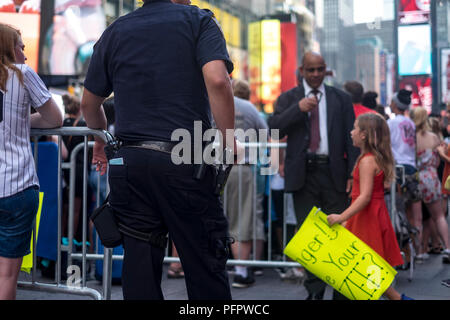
304;67;326;73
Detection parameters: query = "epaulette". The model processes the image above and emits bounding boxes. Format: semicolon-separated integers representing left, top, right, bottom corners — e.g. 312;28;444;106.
201;8;223;35
201;8;215;19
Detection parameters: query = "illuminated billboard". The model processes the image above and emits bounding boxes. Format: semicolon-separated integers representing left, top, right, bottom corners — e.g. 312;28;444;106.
398;0;430;25
260;20;281;109
398;24;431;76
441;48;450;104
280;22;297;93
1;0;106;75
44;0;106;75
0;11;40;72
399;75;432;113
248;20;282;113
248;21;262;105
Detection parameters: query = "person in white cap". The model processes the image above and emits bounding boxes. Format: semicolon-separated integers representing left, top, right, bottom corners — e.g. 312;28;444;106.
388;89;423;262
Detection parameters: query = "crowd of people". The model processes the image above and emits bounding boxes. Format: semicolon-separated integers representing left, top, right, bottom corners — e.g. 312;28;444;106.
1;0;450;301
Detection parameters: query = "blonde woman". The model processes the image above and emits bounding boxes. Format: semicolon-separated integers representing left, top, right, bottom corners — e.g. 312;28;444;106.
411;107;450;263
0;24;62;300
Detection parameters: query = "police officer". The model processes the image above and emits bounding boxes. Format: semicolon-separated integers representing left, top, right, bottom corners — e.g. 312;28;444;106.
81;0;236;300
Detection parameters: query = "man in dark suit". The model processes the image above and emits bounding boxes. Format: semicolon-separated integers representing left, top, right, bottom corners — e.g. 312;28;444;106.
268;52;359;300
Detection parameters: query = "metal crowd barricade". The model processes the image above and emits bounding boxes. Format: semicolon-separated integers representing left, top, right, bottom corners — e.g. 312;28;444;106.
21;132;301;300
388;165;414;282
20;127;427;298
19;127;112;300
71;141;299;276
222;141;299;269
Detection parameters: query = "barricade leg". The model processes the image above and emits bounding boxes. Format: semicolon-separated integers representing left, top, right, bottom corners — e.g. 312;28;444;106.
102;248;113;300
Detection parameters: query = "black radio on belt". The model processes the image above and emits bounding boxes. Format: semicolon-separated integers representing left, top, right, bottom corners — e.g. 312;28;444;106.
102;130;120;160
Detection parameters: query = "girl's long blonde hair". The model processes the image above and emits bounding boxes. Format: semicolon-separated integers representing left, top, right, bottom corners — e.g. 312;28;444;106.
355;113;395;184
0;23;23;91
410;107;430;135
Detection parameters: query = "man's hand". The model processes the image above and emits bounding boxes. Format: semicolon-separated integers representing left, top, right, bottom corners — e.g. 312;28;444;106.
298;96;318;113
93;140;108;176
346;178;353;194
279;162;285;178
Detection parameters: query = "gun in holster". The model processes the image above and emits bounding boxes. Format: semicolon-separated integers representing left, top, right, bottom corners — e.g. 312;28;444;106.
214;164;233;196
192;143;233;196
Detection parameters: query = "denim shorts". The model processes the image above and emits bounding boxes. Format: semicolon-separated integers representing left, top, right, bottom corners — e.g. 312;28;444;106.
0;186;39;258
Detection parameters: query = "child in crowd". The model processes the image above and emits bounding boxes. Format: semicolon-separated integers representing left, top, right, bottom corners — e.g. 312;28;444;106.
327;113;413;300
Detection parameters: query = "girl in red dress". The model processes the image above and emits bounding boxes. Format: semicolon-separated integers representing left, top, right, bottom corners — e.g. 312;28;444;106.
327;113;412;300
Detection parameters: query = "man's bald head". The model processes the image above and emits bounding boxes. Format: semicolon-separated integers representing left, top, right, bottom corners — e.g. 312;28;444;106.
301;52;325;67
299;52;327;89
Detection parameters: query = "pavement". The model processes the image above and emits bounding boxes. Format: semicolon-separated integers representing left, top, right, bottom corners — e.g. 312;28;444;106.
16;253;450;300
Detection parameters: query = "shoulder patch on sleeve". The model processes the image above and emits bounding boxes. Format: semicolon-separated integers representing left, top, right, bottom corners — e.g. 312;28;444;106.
202;9;223;36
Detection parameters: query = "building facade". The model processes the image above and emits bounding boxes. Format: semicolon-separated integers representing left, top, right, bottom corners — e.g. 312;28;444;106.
320;0;356;87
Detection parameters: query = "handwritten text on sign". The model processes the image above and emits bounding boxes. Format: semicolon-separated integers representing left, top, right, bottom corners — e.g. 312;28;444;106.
284;207;397;300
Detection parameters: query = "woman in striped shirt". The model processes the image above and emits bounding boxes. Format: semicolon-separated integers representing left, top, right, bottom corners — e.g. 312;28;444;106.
0;23;63;300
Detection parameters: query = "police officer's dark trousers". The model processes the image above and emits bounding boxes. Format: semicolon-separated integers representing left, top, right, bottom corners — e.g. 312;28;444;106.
108;147;232;300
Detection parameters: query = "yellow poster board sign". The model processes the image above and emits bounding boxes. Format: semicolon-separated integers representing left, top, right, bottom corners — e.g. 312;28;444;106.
21;192;44;273
284;207;397;300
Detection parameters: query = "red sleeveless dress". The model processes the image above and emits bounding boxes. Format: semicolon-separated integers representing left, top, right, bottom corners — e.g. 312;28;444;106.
345;154;404;267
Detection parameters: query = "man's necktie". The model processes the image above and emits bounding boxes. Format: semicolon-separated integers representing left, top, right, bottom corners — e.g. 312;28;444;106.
309;89;320;153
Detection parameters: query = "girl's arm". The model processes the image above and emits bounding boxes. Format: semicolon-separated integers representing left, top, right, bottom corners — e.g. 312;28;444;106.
327;156;377;226
437;142;450;163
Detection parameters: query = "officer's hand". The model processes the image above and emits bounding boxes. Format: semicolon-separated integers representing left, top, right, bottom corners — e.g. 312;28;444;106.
298;97;318;113
93;140;108;176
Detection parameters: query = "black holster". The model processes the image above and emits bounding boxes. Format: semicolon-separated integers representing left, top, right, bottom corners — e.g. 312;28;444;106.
90;199;168;249
90;199;122;248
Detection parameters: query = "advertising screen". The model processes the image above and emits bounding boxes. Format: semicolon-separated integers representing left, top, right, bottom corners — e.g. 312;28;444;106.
398;24;431;76
1;0;106;76
280;22;297;93
44;0;106;75
399;75;432;113
260;20;281;111
248;21;262;106
398;0;430;24
0;11;40;72
441;48;450;104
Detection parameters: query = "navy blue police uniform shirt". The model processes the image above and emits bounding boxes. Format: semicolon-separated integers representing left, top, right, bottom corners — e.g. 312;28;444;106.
84;0;233;142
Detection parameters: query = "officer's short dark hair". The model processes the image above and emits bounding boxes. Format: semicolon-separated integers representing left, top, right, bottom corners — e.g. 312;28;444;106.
343;81;364;104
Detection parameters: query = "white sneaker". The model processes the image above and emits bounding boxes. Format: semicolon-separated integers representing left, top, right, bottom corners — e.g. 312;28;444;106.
281;267;305;281
416;253;430;260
